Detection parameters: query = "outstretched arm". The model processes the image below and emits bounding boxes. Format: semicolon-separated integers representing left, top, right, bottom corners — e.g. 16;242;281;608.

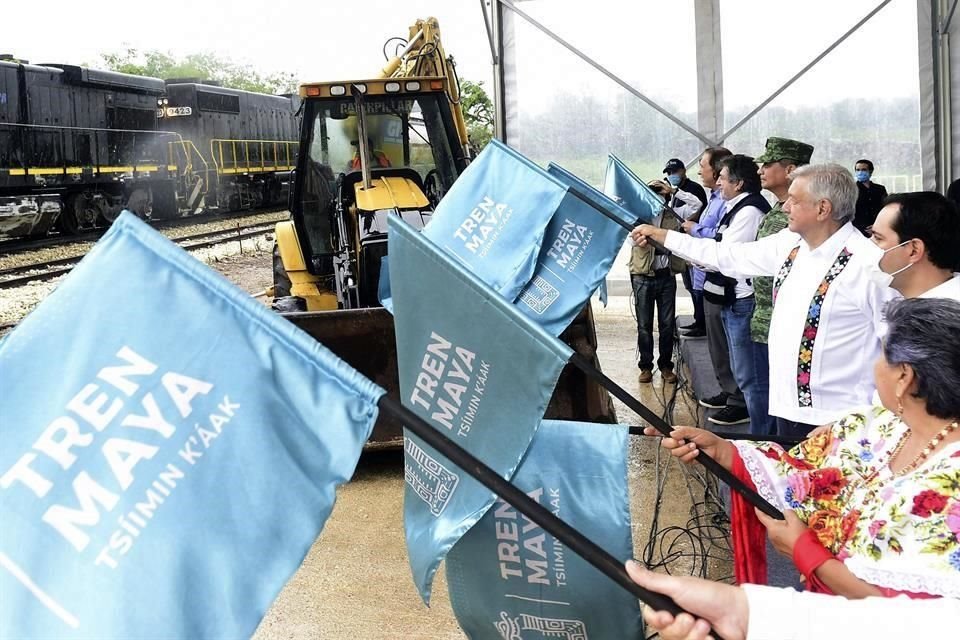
631;225;791;278
628;561;960;640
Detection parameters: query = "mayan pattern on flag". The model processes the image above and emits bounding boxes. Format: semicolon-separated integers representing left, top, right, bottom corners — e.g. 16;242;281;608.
388;216;572;603
446;420;643;639
0;213;383;639
513;163;633;335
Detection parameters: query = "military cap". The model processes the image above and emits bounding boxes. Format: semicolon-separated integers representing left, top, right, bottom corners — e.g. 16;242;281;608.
754;137;814;165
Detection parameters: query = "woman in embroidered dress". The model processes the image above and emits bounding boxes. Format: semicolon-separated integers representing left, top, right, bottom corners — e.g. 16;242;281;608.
647;297;960;598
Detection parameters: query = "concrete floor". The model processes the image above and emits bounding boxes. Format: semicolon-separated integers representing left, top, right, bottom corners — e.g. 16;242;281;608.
252;253;728;639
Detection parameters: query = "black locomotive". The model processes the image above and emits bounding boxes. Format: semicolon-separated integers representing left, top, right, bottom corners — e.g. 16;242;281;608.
161;81;300;214
0;56;300;238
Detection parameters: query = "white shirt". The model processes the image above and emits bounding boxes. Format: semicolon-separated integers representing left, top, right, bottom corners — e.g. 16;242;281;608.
743;584;960;640
670;189;703;221
665;222;898;424
918;273;960;301
715;193;765;299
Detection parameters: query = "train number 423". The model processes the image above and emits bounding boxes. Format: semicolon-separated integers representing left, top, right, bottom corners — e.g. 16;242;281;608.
160;106;193;117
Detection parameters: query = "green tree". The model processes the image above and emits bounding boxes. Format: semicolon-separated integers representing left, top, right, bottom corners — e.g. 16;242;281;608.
99;48;297;95
460;79;494;151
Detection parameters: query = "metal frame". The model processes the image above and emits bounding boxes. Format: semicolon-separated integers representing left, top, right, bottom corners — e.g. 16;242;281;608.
943;0;960;32
694;0;724;146
935;0;955;190
487;0;899;170
495;0;717;147
717;1;893;145
484;0;508;140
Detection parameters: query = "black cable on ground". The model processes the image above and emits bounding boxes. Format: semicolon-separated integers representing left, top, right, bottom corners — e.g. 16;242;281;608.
640;329;735;619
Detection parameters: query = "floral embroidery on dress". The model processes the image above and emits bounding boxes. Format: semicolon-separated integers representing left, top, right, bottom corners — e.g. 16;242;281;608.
796;248;853;407
736;407;960;596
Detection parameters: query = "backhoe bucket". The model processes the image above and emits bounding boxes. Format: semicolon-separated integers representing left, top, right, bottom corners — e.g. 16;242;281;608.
281;305;616;448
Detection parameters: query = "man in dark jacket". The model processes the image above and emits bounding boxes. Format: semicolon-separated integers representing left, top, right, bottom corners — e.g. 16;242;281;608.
664;158;708;336
853;159;887;233
664;158;708;214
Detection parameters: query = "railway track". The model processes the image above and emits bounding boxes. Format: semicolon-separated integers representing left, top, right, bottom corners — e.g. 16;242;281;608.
0;207;288;256
0;222;276;289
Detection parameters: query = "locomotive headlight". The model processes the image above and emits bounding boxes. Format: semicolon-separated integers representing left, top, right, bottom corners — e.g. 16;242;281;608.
404;81;421;92
384;82;400;93
329;85;346;96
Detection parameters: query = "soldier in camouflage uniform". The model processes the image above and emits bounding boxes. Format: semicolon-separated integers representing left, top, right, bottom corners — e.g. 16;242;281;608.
753;137;814;342
747;137;813;435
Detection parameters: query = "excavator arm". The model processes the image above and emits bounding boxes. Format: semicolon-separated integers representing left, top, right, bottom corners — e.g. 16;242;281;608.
378;17;470;156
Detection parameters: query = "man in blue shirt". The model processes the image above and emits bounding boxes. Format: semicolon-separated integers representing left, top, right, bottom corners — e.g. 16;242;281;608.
680;147;746;424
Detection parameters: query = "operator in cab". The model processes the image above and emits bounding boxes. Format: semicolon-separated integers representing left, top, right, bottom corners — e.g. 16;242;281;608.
350;136;391;170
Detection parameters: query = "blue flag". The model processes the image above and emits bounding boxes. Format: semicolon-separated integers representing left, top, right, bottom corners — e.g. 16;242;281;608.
422;139;568;301
388;216;573;603
513;163;633;335
446;420;643;639
603;154;661;224
0;214;384;639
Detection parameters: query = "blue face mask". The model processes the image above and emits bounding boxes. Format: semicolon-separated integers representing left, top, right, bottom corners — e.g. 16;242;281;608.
666;174;682;187
855;170;870;183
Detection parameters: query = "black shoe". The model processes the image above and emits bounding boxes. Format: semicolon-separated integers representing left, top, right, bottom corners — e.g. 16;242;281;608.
680;321;702;331
708;405;750;425
682;327;706;338
698;393;728;409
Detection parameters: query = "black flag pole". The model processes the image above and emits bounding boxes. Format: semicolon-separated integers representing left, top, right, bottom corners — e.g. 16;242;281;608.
562;190;784;520
569;353;783;520
376;395;729;639
627;424;804;448
565;184;674;253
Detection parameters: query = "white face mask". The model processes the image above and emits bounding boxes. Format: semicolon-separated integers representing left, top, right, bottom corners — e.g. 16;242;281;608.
866;239;913;288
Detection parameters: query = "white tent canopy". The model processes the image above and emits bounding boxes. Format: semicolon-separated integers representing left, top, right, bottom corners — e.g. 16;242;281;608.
482;0;955;192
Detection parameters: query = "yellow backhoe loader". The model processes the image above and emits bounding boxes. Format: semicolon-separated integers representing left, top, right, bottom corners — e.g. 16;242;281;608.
271;18;614;445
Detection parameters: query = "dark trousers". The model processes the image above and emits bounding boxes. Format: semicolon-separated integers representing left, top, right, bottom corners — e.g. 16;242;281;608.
682;267;705;328
705;298;743;407
776;417;818;439
631;269;676;371
691;289;705;328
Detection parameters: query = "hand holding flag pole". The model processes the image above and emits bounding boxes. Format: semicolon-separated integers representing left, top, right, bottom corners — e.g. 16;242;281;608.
568;354;783;520
566;185;674;254
377;395;729;640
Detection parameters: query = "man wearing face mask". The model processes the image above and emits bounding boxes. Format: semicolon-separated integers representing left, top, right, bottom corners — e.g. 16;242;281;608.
664;157;708;215
868;191;960;300
853;159;887;234
664;158;709;342
632;164;899;437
